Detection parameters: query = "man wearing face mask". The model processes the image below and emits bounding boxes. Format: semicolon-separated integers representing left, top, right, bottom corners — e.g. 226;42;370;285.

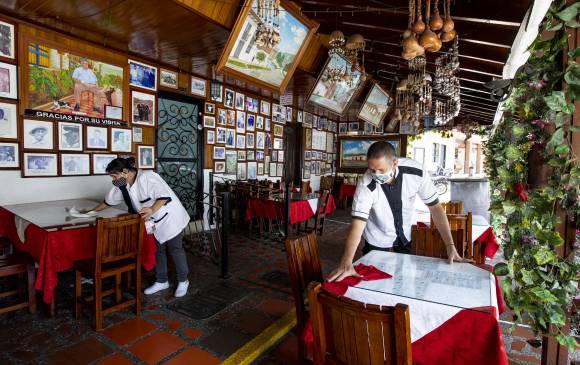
328;141;470;282
86;157;191;297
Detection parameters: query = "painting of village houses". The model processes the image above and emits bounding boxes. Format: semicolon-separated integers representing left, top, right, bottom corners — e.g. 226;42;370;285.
27;43;124;119
339;137;399;170
358;83;393;127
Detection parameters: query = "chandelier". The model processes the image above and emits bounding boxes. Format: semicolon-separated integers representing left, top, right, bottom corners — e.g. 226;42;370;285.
255;0;281;51
325;30;365;86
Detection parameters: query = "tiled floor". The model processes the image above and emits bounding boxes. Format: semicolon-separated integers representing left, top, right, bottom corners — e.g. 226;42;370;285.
0;207;578;365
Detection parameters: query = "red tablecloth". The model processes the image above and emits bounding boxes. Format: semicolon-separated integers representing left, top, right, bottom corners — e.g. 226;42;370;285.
0;207;156;304
246;195;336;225
338;184;357;201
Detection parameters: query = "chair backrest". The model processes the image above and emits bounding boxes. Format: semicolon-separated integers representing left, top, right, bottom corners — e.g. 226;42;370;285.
442;201;464;214
301;180;311;194
411;225;465;260
95;214;144;268
320;176;334;191
308;282;412;365
430;212;473;259
284;232;323;331
316;190;330;215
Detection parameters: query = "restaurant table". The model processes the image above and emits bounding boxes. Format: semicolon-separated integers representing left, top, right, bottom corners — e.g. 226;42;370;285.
337;183;357;202
309;251;508;365
245;193;336;225
0;199;157;305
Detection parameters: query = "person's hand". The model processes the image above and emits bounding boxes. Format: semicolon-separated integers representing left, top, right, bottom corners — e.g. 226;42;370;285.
139;207;154;220
446;244;474;264
327;261;360;282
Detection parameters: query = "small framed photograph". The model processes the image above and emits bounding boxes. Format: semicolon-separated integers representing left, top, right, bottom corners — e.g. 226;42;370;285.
224;88;235;108
190;76;207;97
261;100;270;116
297;110;303;123
159;68;178;89
86;126;108;149
226;109;236;126
0;142;18;169
271;150;278;162
247;150;255;161
256;131;265;149
236;134;246;149
264;156;270;174
131;90;156;126
214;161;226;173
216;127;227;144
0;61;17;99
217;108;227;125
278;150;284;162
138;145;155;168
236;111;246;133
235;92;245;111
210;81;223;103
226;150;237;174
247;161;257;179
133;127;143;143
0;21;15;60
237;150;246;161
92;154;117;174
204;115;216;128
286;107;293;122
305;150;311;160
0;101;18;139
273;138;283;150
269;162;276;176
246;114;255;132
277;163;284;177
225;129;236;148
265;118;271;132
349;122;359;131
246;97;258;113
105;105;123;120
257;162;264;175
129;59;157;91
23;153;58;177
339;123;348;134
273;124;284;137
58;122;83;151
256;151;265;161
237;162;247;180
213;146;226;160
207;129;215;144
205;102;215;114
61;153;90;176
111;128;132;152
256;115;264;130
247;133;255;149
303;162;311;179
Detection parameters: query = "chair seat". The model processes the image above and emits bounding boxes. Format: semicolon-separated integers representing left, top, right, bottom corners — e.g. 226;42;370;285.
73;258;136;277
0;253;34;274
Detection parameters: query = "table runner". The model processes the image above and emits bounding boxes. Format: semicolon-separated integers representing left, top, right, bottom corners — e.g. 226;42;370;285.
245;195;336;225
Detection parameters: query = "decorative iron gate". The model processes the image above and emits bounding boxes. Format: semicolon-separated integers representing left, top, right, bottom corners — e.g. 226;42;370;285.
156;92;203;220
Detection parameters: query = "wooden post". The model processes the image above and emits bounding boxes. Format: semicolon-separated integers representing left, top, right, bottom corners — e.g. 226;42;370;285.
463;138;471;174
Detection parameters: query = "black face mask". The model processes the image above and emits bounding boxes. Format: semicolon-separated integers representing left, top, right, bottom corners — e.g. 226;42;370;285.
112;177;127;188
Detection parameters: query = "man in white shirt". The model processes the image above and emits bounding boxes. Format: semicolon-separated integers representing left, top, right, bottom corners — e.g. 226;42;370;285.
72;58;106;113
329;141;470;281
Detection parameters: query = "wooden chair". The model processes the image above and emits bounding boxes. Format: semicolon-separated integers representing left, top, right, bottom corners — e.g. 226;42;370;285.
430;212;474;261
304;189;331;236
318;176;334;193
411;225;466;261
441;201;464;214
0;238;36;315
74;214;144;331
301;180;311;194
308;282;412;365
285;233;323;364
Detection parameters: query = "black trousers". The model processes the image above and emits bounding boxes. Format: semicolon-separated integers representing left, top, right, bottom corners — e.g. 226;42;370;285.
362;239;411;255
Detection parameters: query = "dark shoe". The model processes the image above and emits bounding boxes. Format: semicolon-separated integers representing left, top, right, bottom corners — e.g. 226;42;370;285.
74;103;80;111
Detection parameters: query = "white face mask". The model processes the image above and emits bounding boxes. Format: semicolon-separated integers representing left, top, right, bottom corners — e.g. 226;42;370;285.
373;169;395;184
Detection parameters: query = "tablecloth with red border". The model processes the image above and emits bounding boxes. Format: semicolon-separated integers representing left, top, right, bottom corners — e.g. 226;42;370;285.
245;195;336;225
338;184;357;201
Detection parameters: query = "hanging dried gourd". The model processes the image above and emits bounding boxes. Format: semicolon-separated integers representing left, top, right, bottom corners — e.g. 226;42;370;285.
441;0;456;42
430;0;443;30
412;0;426;34
402;0;425;60
419;0;442;52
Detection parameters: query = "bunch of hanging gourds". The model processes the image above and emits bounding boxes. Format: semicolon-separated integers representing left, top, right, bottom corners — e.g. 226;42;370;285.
402;0;456;60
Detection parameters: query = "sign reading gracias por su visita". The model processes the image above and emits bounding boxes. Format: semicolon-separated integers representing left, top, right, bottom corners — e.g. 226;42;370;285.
24;109;128;127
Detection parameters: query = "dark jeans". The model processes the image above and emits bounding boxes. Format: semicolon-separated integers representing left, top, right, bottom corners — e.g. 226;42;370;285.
363;240;411;255
155;231;189;283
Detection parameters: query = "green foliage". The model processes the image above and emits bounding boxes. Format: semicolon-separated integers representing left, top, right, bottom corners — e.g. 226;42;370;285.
485;1;580;351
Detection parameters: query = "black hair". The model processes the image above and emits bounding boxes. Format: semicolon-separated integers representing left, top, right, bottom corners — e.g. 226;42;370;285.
366;141;397;160
105;157;137;174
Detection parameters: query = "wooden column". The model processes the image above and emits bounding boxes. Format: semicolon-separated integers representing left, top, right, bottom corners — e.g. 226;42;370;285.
476;144;482;174
463;139;472;174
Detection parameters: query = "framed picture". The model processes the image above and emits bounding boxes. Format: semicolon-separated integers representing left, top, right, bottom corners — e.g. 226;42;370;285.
214;161;226;173
337;135;404;173
58;122;83;151
0;101;17;139
303;162;311;179
305;128;312;149
216;127;227;144
271;150;278;162
0;61;17;99
364;122;373;134
133;127;143;143
236;134;246;149
272;104;282;123
138;145;155;168
23;153;58;177
224;88;235;108
247;133;255;149
92;154;117;174
129;59;157;91
237;150;246;161
204;115;216;128
256;131;265;149
247;161;257;179
286;107;293;122
216;0;319;94
326;133;334;153
210;81;223;103
358;83;393;127
256;115;264;130
235;92;245;111
338;123;347;134
237;162;247;180
349;122;359;132
131;90;156;126
105;105;123;120
273;138;283;150
257;162;264;175
226;109;236;126
225;129;236;148
207;129;216;144
269;162;277;176
297;110;303;123
273;124;284;137
205;102;215;114
247;150;255;161
61;153;90;176
159;69;178;89
111;128;132;152
86;126;108;150
277;163;284;177
261;100;270;116
23;119;54;150
190;76;206;97
307;53;365;116
265;118;271;132
278;150;284;162
246;114;255;132
213;146;226;160
225;150;237;174
217;108;227;125
256;151;265;161
0;142;18;169
264;156;270;174
236;111;246;133
245;97;258;113
0;21;15;60
303;112;313;127
399;118;419;135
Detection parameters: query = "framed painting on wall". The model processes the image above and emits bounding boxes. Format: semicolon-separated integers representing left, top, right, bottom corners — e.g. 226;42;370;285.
337;135;404;173
358;83;393;127
159;69;178;89
129;59;157;91
216;0;319;94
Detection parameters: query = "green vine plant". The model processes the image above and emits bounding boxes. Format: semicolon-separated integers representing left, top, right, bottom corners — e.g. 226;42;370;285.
484;1;580;350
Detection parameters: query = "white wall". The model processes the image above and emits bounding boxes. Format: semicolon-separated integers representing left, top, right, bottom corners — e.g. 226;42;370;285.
0;171;111;205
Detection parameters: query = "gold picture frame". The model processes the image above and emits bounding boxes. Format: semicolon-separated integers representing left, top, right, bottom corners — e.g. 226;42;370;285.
358;83;394;127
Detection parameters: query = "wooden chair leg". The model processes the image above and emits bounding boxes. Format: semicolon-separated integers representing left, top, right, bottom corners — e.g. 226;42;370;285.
126;270;132;290
115;273;122;303
27;264;36;314
74;270;82;319
94;276;102;331
135;267;142;316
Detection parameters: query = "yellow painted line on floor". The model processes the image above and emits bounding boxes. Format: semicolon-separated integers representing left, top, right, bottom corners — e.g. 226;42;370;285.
221;308;297;365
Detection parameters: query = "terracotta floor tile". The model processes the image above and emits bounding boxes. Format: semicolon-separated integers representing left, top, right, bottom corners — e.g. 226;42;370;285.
103;317;157;346
129;331;187;365
163;346;220;365
147;313;167;321
256;298;293;318
96;353;136;365
273;333;300;365
183;328;203;340
167;320;182;331
47;338;113;365
11;350;38;362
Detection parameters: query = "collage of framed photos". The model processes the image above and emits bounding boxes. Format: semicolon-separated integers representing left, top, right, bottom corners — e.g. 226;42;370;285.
337;121;385;135
299;112;338;180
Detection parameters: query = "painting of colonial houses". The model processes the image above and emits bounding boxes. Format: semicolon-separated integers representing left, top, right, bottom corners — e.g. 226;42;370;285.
358;84;393;127
340;138;398;169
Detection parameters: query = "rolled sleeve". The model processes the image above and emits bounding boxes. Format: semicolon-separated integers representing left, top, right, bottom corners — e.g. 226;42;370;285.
418;173;440;206
146;172;173;201
104;187;124;206
351;182;375;221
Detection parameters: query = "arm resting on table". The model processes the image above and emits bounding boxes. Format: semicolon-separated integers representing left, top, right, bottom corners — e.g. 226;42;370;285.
327;218;366;281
